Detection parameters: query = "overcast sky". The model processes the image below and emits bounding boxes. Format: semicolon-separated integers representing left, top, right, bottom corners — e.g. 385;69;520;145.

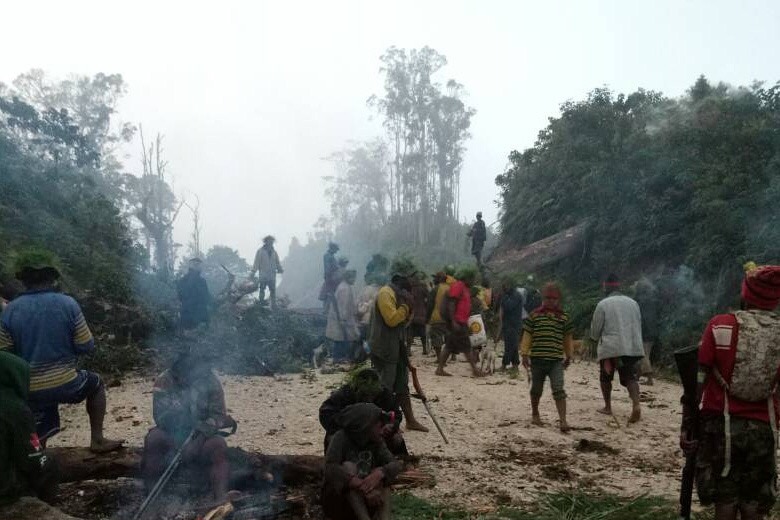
2;0;779;261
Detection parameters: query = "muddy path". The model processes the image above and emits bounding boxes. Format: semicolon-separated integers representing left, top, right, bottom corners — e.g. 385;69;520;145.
51;346;686;511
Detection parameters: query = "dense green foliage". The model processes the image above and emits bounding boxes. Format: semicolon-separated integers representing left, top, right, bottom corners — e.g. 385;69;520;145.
495;77;780;347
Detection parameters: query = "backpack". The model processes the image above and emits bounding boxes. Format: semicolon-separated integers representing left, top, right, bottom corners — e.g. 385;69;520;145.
728;310;780;402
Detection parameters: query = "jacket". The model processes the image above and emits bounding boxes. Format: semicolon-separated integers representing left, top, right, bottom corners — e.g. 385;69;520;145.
323;403;402;492
326;281;360;342
0;351;55;505
368;285;410;364
253;245;283;281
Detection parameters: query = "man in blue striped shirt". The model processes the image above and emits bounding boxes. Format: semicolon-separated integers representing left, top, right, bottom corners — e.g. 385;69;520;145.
0;250;123;452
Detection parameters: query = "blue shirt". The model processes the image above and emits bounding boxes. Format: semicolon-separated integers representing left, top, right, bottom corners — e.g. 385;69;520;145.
0;289;94;392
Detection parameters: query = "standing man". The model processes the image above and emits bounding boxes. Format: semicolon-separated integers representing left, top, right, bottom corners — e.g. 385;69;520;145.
685;263;780;520
467;212;487;266
369;262;428;432
250;235;284;309
326;269;360;363
426;272;450;358
498;278;526;370
407;274;430;356
0;250;123;451
521;283;573;432
435;267;484;378
320;242;340;312
590;274;644;424
177;258;211;330
141;349;236;501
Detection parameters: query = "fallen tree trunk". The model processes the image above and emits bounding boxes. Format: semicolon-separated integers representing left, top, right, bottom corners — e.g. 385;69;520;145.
487;221;591;274
48;447;323;486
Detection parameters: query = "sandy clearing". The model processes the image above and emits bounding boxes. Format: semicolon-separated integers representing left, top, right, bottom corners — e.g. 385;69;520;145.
51;345;687;510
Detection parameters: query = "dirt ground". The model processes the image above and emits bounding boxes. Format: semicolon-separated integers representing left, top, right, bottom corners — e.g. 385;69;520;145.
51;345;687;512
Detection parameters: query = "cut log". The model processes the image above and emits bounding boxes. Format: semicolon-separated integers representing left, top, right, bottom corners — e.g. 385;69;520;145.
487;221;591;274
0;496;83;520
47;447;323;487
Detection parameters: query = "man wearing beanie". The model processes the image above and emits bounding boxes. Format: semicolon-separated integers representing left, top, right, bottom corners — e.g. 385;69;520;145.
685;263;780;520
590;273;645;423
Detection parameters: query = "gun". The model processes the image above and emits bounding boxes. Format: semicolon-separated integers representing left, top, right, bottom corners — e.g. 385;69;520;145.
674;344;700;520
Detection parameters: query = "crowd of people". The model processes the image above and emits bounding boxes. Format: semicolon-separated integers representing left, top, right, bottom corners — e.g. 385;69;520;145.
2;231;780;520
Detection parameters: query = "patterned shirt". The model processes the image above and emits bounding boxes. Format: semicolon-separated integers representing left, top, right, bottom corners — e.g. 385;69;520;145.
521;309;573;359
0;289;94;392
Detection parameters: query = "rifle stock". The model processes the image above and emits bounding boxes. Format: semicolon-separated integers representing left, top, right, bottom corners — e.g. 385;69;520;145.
674;344;700;520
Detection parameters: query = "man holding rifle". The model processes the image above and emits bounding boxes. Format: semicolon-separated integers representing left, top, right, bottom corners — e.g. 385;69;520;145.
681;263;780;520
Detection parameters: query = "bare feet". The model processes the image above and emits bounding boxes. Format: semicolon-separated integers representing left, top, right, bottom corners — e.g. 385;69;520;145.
472;369;485;378
628;407;641;424
435;369;453;377
89;437;125;453
559;422;571;433
596;407;612;416
406;420;430;433
531;415;544;426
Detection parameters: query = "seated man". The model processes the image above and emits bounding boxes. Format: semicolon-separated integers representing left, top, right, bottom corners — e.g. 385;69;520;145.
141;350;236;501
0;249;122;452
0;351;57;506
319;367;406;456
322;403;402;520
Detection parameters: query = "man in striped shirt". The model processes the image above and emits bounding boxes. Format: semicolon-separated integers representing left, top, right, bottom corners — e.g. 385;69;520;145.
0;250;123;452
521;283;574;432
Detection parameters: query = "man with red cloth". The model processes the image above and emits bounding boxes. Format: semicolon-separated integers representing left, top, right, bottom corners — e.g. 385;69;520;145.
684;263;780;520
435;267;483;377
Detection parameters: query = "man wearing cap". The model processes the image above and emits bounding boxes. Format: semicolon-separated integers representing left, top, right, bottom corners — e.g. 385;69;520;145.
177;258;212;329
141;349;237;501
685;263;780;520
369;262;429;432
250;235;284;309
326;269;360;363
467;212;487;266
590;274;644;423
0;249;123;452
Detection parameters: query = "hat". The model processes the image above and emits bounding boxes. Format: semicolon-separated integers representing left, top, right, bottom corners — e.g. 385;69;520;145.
742;263;780;310
13;248;61;281
328;242;340;252
263;235;275;244
603;273;621;289
476;211;483;218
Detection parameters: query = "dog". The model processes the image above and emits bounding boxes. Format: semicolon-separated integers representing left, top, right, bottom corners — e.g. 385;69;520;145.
479;344;497;375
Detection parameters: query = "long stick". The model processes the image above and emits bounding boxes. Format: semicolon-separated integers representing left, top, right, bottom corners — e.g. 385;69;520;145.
409;367;450;444
132;430;196;520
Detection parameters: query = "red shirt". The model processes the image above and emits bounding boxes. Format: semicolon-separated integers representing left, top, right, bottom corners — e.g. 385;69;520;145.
449;281;471;325
699;313;780;423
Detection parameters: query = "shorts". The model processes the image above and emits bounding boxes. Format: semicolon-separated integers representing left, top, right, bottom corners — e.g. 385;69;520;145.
407;323;426;339
599;356;641;387
530;358;566;401
29;370;102;441
446;326;472;355
428;323;447;350
370;345;409;396
696;415;777;510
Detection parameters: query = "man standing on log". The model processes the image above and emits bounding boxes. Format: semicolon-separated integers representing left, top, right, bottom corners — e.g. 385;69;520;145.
436;267;484;378
142;349;237;501
177;258;211;330
686;263;780;520
249;235;284;309
0;350;57;506
590;274;644;423
369;260;428;432
321;403;402;520
0;249;123;452
319;367;406;456
467;212;487;266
